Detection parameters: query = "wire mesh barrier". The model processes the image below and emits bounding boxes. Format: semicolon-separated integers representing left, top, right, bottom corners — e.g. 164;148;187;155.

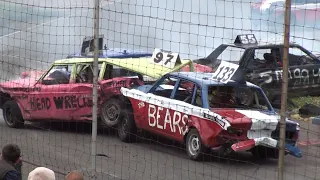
0;0;320;180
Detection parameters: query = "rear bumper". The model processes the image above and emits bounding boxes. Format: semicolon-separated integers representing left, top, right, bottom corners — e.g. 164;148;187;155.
231;137;302;158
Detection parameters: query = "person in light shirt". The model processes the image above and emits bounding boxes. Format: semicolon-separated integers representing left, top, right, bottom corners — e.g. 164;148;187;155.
28;167;55;180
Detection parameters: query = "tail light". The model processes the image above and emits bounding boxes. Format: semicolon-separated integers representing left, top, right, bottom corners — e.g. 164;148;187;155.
293;123;300;141
293;131;299;141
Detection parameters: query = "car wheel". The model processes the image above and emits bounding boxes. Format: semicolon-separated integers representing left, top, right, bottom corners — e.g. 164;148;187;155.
185;129;208;161
3;100;24;128
117;107;137;143
101;98;121;127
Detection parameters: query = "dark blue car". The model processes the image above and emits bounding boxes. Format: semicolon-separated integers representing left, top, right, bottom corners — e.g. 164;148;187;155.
66;35;152;59
194;34;320;108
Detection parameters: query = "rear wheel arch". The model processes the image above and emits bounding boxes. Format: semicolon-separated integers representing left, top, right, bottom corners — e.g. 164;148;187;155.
117;103;137;143
184;122;213;149
1;93;29;120
2;100;24;128
184;125;204;144
184;126;197;144
119;95;134;109
0;92;12;109
184;127;210;160
183;118;203;143
106;95;133;110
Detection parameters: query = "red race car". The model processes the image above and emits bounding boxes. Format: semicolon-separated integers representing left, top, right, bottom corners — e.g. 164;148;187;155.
0;49;211;129
118;61;302;160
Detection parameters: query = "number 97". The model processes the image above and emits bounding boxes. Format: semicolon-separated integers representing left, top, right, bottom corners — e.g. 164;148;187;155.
154;52;164;63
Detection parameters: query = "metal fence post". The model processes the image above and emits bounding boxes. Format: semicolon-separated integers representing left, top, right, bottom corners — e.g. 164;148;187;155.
92;0;100;179
278;0;292;179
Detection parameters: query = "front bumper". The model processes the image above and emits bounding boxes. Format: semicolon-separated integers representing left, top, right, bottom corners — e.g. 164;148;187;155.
231;137;302;158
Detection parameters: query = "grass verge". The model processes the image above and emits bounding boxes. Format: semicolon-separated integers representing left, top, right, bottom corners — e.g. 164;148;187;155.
288;96;320;122
291;96;320;108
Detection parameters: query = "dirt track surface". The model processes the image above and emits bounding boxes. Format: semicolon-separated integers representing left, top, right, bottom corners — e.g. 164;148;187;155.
0;112;320;180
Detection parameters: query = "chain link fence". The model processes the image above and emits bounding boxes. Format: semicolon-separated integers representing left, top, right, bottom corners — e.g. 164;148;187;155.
0;0;320;179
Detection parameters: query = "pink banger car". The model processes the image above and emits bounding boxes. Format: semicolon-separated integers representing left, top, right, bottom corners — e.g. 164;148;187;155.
0;52;211;129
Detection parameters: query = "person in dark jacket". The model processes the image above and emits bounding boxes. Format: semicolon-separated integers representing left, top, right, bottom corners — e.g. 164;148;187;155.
0;144;22;180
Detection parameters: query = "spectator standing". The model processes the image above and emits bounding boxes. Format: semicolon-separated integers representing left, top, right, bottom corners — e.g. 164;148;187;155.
28;167;55;180
0;144;22;180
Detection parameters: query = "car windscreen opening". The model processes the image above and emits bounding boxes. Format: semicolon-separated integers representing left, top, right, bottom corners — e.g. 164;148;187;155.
207;85;272;111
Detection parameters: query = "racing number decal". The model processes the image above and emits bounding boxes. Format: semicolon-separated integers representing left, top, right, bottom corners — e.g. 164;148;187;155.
211;61;239;83
236;34;257;44
153;52;174;65
213;66;235;82
239;35;256;44
151;48;180;68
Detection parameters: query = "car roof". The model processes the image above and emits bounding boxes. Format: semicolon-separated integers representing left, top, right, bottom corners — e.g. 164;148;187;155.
68;50;152;59
54;57;194;79
168;72;259;88
225;41;300;49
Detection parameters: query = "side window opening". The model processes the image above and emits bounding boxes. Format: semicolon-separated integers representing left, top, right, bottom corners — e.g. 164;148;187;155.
208;86;237;108
75;64;94;83
217;46;246;63
194;88;202;107
111;65;139;78
42;65;73;85
103;64;112;79
207;85;271;110
247;47;317;69
103;64;141;80
152;77;178;98
288;47;317;66
246;48;282;71
173;80;197;104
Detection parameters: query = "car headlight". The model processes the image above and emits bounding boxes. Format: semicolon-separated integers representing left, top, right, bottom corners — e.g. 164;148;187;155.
296;123;300;131
227;126;243;135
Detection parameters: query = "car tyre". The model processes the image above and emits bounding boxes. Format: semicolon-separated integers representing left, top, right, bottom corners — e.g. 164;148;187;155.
117;107;137;143
3;100;24;128
185;129;208;161
101;98;122;127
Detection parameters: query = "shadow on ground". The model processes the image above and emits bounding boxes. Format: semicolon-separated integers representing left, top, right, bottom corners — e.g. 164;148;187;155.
21;121;279;168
